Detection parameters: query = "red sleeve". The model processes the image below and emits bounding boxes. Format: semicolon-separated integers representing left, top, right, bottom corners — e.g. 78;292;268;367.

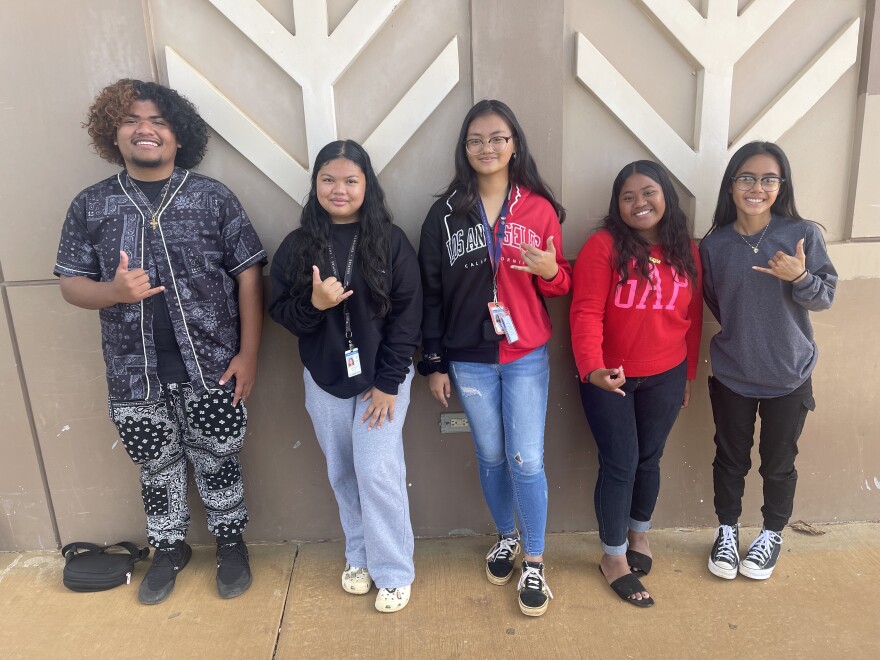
570;232;614;381
535;212;571;298
685;240;703;380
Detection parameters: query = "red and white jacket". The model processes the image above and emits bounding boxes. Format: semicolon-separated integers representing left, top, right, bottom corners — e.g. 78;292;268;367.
419;185;572;364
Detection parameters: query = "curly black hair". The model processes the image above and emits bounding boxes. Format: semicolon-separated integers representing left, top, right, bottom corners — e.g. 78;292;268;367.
84;79;209;169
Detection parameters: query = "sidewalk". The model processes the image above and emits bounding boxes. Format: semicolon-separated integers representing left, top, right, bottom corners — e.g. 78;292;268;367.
2;523;878;659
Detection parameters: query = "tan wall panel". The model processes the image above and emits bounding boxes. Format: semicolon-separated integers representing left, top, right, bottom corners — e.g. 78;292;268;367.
793;278;880;521
850;94;880;238
730;0;864;141
471;0;566;194
7;285;148;545
862;0;880;94
566;0;698;149
0;0;153;283
774;70;858;243
0;292;56;550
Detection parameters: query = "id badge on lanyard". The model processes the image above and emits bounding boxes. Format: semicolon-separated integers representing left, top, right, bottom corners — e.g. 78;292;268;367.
327;232;363;377
479;191;519;344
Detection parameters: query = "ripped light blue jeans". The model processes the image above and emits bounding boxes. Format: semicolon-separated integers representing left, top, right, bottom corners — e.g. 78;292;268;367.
449;344;549;556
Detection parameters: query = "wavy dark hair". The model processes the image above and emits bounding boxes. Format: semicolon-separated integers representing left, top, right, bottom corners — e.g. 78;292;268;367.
85;79;209;169
440;99;565;222
603;160;697;285
706;141;804;237
285;140;391;317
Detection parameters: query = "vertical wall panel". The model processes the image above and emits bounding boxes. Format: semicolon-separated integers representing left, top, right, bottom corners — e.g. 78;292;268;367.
0;292;55;550
471;0;566;203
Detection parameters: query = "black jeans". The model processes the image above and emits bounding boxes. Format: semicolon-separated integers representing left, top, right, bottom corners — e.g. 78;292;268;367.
708;376;815;532
579;361;686;554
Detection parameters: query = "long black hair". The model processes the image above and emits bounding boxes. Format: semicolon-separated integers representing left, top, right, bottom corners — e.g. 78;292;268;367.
603;160;698;285
440;99;565;222
285;140;391;316
706;141;804;237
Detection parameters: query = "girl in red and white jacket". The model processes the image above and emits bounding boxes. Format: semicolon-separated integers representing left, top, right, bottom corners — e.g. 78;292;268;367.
570;160;702;608
418;100;571;617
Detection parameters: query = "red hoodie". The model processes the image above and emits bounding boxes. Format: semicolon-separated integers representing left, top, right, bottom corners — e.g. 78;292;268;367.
570;230;702;380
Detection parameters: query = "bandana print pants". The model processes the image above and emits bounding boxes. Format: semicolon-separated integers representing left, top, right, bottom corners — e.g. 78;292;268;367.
108;382;248;546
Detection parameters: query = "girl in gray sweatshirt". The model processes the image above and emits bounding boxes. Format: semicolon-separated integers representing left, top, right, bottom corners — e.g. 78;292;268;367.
700;141;836;582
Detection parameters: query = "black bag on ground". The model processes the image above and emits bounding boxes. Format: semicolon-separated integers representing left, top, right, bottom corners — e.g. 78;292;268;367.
61;541;150;592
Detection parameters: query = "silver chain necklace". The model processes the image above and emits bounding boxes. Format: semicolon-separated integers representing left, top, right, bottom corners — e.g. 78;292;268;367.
738;219;771;254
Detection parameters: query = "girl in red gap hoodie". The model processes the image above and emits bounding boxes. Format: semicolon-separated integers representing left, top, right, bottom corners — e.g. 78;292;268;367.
418;100;571;617
570;160;702;609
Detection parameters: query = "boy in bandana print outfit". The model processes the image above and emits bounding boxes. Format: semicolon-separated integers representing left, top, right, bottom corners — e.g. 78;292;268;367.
54;79;267;604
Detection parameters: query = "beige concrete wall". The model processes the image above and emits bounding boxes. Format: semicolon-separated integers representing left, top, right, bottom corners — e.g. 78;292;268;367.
1;0;878;551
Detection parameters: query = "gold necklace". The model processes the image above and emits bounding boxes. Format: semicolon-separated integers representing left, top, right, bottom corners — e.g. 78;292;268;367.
127;175;172;230
737;220;771;254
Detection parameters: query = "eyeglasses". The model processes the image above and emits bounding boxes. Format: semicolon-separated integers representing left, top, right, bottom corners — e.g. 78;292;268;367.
731;175;784;192
464;136;512;156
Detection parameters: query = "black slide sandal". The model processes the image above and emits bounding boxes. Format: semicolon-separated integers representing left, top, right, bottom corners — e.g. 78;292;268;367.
626;549;653;575
599;565;655;608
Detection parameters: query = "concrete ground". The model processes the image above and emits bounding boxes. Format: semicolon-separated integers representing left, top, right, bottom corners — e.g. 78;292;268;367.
1;523;878;659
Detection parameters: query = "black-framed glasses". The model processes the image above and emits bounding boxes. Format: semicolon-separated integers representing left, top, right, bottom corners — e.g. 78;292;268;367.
731;175;784;192
464;136;512;156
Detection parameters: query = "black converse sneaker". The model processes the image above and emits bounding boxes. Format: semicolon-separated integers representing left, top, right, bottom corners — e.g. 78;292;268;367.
517;560;553;617
739;529;783;580
138;540;192;605
485;534;521;585
216;539;253;598
708;524;740;580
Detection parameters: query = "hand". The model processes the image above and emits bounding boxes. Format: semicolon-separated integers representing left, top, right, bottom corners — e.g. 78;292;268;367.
428;372;451;407
511;235;559;280
112;250;164;303
681;380;691;409
219;352;257;407
310;265;354;310
589;366;626;396
752;239;807;282
361;387;396;430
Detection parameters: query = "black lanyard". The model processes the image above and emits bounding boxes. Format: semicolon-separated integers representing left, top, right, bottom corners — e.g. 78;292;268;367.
327;231;359;348
478;187;511;301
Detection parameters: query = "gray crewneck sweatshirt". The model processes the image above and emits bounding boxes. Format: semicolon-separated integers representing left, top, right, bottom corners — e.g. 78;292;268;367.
699;215;837;397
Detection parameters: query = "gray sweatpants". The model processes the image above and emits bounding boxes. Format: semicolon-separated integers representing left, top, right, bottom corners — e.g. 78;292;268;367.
303;366;415;588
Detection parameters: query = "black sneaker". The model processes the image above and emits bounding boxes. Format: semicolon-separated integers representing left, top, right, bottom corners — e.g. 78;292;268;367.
517;560;553;617
739;529;783;580
138;540;192;605
216;540;252;598
708;524;739;580
485;534;520;585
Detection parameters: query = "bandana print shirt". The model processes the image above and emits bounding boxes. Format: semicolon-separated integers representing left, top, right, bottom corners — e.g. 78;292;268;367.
54;167;267;402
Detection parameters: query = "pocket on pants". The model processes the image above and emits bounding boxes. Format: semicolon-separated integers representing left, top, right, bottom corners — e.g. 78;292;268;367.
108;397;176;465
184;389;247;453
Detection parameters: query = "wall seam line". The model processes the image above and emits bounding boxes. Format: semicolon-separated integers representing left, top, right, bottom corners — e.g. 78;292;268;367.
0;262;62;550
